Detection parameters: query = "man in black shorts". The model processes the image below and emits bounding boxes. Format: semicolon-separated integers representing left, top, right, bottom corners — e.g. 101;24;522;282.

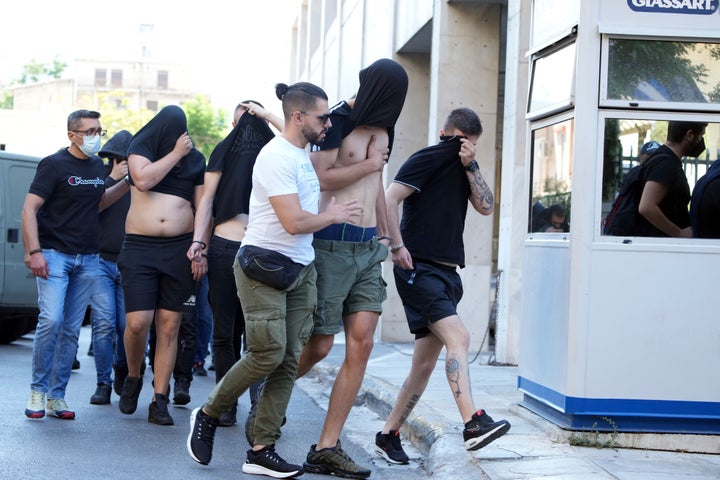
374;108;510;464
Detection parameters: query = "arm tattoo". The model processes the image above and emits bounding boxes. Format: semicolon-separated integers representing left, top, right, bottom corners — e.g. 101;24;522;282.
446;356;462;398
469;171;494;209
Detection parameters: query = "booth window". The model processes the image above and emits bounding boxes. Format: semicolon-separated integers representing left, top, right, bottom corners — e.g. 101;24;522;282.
602;38;720;111
528;41;576;119
529;117;574;233
600;117;720;235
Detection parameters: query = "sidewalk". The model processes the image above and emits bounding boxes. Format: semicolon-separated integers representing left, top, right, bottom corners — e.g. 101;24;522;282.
298;342;720;480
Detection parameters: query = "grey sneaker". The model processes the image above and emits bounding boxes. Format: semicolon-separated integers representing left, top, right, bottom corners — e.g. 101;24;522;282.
242;445;303;478
462;409;511;451
304;441;370;479
25;390;46;419
47;398;75;420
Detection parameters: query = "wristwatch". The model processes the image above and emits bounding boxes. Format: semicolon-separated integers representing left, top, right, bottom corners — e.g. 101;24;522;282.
464;160;479;172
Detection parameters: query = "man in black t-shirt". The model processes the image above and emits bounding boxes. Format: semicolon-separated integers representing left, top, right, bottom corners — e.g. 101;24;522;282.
21;110;129;420
374;108;510;464
636;121;707;237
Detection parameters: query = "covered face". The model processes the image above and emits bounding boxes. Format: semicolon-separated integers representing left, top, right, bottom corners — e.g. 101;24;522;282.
129;105;188;161
350;58;409;128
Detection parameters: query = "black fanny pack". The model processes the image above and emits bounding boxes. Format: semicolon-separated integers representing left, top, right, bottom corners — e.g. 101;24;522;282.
238;245;304;290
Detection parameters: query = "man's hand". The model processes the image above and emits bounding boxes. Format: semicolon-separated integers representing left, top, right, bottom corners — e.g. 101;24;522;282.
459;137;476;167
186;242;205;262
25;252;49;279
364;135;389;173
392;246;413;270
173;132;193;158
325;196;363;224
191;255;208;280
109;160;128;182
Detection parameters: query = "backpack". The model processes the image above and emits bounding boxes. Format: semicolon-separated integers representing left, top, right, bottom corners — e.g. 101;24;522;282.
603;163;647;236
689;159;720;236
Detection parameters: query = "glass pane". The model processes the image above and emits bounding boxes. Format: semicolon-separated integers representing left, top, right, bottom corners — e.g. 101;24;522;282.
601;118;720;237
528;43;576;116
531;0;578;48
607;39;720;105
530;118;574;233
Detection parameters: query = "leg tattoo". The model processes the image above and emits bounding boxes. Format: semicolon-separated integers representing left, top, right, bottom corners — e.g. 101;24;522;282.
446;355;462;398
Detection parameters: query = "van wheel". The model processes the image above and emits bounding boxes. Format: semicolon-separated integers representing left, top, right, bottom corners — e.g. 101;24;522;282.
0;315;31;344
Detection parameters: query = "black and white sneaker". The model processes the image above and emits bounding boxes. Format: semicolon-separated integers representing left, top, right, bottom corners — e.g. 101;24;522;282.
375;430;409;464
242;445;304;478
187;406;219;465
462;409;511;451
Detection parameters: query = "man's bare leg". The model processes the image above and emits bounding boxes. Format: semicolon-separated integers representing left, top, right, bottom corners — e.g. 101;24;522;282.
297;334;335;379
124;310;153;377
151;308;181;398
315;311;378;449
381;333;444;433
427;315;475;422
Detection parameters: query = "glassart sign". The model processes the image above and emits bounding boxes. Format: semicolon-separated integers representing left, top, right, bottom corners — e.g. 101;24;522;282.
627;0;719;14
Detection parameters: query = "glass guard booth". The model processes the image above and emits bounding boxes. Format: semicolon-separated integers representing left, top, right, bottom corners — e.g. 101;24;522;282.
518;0;720;433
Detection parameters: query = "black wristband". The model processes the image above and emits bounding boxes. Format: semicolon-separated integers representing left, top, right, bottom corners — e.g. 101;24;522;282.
192;240;207;250
28;248;42;255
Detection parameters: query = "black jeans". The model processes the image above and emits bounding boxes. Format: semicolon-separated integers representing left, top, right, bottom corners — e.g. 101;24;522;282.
207;235;245;383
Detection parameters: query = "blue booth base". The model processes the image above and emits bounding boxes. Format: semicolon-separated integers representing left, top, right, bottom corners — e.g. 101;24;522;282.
518;376;720;434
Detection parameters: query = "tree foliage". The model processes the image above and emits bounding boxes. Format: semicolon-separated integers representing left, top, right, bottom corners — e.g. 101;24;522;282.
182;94;229;159
17;57;67;85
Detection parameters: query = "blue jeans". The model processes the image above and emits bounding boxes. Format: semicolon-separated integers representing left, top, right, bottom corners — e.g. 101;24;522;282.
31;250;99;399
194;275;213;364
90;258;127;385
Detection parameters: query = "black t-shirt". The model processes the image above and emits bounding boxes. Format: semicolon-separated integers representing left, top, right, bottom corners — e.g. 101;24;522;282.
98;170;130;261
695;176;720;238
394;138;470;267
637;145;690;236
207;113;274;224
28;148;106;254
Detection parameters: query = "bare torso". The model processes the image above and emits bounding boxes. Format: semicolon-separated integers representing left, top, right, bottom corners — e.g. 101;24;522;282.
213;213;249;241
319;125;387;228
125;190;195;237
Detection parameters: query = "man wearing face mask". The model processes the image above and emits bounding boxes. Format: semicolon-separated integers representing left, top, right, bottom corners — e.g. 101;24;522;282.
21;110;130;420
636;120;707;237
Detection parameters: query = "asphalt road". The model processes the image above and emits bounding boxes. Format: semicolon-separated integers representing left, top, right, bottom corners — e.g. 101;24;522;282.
0;326;421;480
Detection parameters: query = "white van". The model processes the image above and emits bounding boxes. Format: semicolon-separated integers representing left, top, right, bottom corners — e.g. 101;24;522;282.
0;150;40;343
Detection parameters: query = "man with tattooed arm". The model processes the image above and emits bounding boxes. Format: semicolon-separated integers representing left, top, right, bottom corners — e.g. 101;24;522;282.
374;108;511;465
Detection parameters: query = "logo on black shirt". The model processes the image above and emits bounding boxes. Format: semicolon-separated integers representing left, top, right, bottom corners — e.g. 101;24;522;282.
68;176;104;187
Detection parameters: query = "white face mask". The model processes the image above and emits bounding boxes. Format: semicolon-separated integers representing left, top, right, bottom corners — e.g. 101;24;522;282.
78;134;101;156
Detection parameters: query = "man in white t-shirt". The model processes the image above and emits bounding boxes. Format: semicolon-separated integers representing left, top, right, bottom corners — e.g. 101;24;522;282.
187;81;362;478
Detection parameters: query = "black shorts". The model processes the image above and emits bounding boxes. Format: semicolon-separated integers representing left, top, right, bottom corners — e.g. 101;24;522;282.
118;233;195;313
393;260;463;339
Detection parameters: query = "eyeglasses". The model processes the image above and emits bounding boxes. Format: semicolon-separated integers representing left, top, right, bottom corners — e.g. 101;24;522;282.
300;111;331;124
71;128;107;137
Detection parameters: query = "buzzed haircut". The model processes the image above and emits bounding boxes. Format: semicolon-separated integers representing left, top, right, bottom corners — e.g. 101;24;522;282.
443;108;482;137
667;121;707;143
275;82;328;120
68;109;101;131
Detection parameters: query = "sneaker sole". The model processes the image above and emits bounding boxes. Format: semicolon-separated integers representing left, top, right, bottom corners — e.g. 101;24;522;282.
464;421;511;451
173;393;191;406
187;407;209;465
47;410;75;420
242;462;303;478
303;462;369;479
24;410;45;419
373;445;409;465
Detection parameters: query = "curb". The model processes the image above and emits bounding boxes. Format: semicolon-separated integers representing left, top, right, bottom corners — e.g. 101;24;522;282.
309;363;491;479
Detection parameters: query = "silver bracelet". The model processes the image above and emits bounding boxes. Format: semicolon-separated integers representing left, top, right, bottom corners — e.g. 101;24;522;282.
389;242;405;252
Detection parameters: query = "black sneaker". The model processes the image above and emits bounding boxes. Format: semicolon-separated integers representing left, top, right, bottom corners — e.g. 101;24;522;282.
72;357;80;370
218;404;237;427
173;377;191;406
119;375;142;414
375;430;409;464
148;394;174;425
187;406;219;465
192;362;208;376
113;364;128;396
462;409;511;451
242;445;304;478
304;441;370;479
90;383;112;405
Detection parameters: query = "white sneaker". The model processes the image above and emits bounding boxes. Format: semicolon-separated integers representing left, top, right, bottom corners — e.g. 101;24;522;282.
47;398;75;420
25;391;46;418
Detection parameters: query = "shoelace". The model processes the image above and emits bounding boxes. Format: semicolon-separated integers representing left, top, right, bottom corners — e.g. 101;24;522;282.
50;399;69;410
196;417;217;442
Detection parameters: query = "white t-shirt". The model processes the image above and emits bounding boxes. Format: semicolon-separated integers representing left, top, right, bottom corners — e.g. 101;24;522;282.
242;136;320;265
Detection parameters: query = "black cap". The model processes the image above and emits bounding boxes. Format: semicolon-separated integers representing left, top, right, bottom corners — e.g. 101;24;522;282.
98;130;132;159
